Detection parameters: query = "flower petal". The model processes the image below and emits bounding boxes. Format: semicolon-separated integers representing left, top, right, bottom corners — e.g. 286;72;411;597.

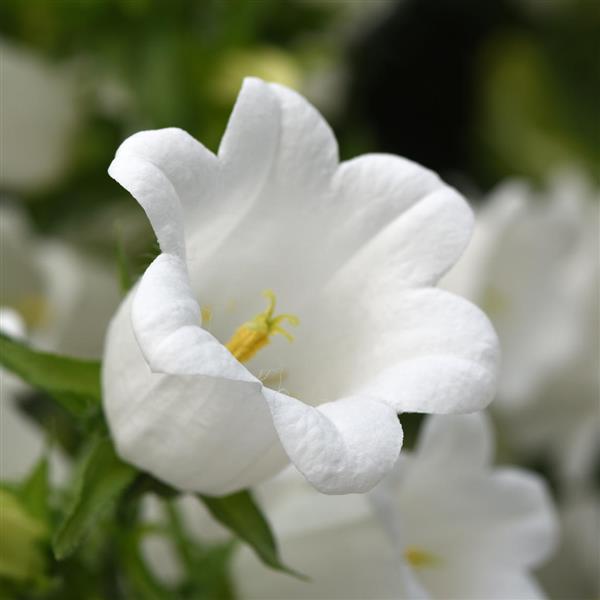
186;78;283;257
330;182;474;289
267;81;339;195
103;291;289;495
217;77;281;206
185;79;341;326
398;463;558;569
132;252;254;381
286;287;498;415
330;154;451;270
264;391;403;494
419;567;545;600
108;127;218;257
413;413;494;471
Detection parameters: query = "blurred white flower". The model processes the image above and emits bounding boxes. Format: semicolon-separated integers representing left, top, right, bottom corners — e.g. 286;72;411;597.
0;205;120;480
0;204;121;358
0;40;81;193
443;172;599;483
0;308;68;483
538;486;600;600
0;309;39;480
234;413;558;599
103;77;499;496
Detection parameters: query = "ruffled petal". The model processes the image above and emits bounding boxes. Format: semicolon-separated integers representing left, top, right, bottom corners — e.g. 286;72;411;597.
186;78;283;258
264;391;403;494
132;253;255;381
185;80;341;334
103;292;289;495
330;154;467;285
285;287;498;415
329;183;473;290
108;127;218;257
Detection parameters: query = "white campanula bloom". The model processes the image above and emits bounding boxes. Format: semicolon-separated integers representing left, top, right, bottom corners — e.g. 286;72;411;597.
443;173;599;484
0;205;121;359
103;78;499;496
0;206;120;480
233;414;558;599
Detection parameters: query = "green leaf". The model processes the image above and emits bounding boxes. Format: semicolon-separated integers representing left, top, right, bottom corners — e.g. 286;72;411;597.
19;457;50;523
0;333;101;417
53;436;137;560
163;499;235;598
119;528;173;600
0;489;47;581
199;490;304;579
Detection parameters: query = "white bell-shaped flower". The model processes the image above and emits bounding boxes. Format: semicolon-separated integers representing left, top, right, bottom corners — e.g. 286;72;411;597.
103;78;499;495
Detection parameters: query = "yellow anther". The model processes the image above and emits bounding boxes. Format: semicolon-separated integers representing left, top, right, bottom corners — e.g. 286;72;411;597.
201;305;213;326
404;546;439;569
225;290;298;364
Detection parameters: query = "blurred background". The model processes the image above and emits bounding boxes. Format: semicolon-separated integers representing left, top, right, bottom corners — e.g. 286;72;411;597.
1;0;598;598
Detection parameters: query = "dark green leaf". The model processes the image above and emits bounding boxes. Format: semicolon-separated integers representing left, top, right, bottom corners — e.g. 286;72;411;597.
0;333;101;417
199;490;304;579
53;436;137;560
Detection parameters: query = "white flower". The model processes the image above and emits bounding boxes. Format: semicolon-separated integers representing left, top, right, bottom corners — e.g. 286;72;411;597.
442;172;599;483
0;309;68;482
233;414;558;599
0;204;121;359
0;206;120;480
103;77;499;496
0;40;80;192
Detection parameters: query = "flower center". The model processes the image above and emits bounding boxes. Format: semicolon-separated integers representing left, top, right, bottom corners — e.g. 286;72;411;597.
404;546;439;569
14;294;49;328
225;290;299;364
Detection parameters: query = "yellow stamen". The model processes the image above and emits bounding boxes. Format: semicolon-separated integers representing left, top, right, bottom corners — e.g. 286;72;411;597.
225;290;298;363
404;546;439;569
201;305;213;326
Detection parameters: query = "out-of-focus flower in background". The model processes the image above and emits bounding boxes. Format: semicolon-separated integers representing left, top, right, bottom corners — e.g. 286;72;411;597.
0;40;81;194
233;413;558;599
0;205;119;481
443;172;599;486
539;487;600;600
0;204;120;358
